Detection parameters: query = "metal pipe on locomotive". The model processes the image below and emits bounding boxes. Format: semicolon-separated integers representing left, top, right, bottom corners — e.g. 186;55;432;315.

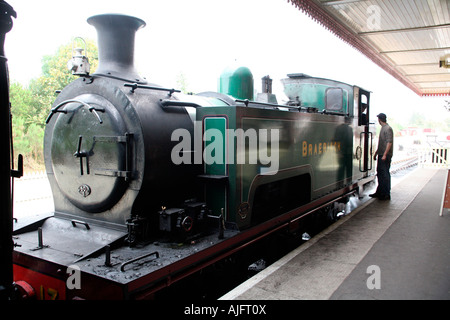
11;14;376;299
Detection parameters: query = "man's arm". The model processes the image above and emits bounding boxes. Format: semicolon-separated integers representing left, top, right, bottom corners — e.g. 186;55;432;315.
382;142;392;161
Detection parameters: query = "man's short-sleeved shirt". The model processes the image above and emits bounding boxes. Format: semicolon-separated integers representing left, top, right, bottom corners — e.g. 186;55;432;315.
377;123;394;157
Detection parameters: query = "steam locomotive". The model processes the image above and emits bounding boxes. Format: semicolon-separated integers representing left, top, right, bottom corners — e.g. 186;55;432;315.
12;14;375;299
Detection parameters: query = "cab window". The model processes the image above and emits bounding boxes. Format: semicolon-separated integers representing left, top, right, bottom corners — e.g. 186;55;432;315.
325;87;344;113
358;90;370;126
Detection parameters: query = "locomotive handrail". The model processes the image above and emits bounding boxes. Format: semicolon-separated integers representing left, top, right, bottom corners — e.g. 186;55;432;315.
160;99;203;108
368;132;373;170
120;251;160;272
359;131;373;172
71;219;91;230
320;110;349;117
235;99;301;111
124;82;181;96
236;99;283;109
45;99;105;124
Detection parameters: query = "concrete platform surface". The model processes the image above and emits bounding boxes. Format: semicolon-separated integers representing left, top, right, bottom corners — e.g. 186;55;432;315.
220;168;450;300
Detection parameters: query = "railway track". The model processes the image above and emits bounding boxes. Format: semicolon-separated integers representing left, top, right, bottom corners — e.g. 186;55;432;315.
390;155;419;175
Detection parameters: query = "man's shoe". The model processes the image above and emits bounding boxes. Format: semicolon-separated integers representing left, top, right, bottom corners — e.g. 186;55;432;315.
378;195;391;200
369;193;378;198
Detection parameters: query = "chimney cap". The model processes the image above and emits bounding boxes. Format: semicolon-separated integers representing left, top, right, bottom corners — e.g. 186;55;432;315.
87;13;146;30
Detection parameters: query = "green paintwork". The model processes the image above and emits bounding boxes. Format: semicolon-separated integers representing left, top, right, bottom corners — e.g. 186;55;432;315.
204;117;228;218
195;76;375;229
281;75;353;115
197;106;364;229
218;65;254;100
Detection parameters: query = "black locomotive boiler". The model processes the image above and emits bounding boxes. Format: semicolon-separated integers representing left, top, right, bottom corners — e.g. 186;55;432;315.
45;14;203;230
12;14;376;300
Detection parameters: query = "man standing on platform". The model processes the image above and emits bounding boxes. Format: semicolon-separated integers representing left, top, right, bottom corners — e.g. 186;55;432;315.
370;113;394;200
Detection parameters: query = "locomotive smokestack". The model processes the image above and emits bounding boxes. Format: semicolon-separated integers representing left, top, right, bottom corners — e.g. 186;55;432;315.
87;14;146;83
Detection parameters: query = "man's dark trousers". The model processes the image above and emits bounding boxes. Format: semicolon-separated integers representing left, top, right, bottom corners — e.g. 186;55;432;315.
376;156;391;197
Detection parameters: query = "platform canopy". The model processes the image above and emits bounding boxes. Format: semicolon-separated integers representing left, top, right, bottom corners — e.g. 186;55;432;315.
288;0;450;96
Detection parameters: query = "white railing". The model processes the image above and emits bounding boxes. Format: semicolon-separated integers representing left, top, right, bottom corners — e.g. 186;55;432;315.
17;170;47;181
418;147;450;168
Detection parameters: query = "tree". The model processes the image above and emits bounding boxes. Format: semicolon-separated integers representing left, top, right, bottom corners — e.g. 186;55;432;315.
30;38;98;128
176;72;190;94
9;82;35;130
408;112;425;127
9;38;98;171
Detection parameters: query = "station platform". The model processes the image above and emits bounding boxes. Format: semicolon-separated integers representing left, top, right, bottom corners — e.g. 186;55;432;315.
220;168;450;300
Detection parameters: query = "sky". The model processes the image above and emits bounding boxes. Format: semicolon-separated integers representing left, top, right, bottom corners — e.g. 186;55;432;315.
4;0;449;127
